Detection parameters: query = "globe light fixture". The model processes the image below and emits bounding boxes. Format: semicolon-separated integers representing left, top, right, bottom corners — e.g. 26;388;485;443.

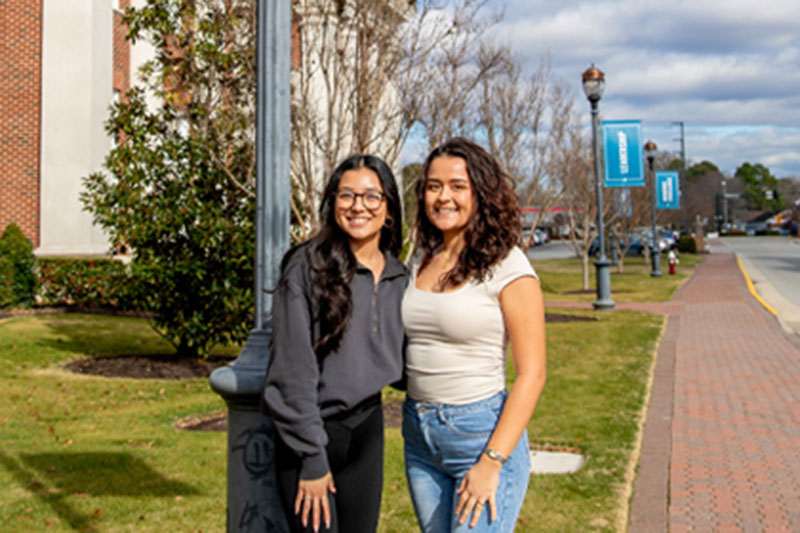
582;64;605;102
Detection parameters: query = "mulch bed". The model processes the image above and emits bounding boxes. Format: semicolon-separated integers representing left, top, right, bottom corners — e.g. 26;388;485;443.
64;354;235;380
545;313;596;323
561;289;595;295
0;306;152;320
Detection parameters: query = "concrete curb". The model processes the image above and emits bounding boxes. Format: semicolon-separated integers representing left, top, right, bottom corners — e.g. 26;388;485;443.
735;252;800;337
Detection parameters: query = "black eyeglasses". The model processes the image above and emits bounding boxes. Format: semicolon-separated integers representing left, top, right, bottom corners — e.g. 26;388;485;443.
335;190;385;210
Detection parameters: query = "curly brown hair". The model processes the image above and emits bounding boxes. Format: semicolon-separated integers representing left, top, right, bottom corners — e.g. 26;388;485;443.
415;137;522;287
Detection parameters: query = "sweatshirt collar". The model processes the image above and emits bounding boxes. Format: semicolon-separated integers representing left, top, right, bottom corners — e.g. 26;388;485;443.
355;251;407;281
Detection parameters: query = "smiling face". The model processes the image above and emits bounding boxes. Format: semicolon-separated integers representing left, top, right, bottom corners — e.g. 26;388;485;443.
424;155;476;239
333;167;388;249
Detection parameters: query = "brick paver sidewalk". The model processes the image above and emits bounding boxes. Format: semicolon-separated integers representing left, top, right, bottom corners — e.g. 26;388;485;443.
549;251;800;531
625;251;800;532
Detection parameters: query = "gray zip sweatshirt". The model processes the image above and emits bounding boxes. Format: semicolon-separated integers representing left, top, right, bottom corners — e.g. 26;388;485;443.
262;246;407;479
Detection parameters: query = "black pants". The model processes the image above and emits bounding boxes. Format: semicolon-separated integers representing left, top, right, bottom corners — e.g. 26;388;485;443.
275;398;384;533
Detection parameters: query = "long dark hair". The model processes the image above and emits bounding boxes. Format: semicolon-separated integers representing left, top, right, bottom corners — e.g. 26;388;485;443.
416;137;521;287
280;154;402;357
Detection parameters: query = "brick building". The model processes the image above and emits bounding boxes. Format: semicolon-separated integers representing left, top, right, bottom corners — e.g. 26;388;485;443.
0;0;145;255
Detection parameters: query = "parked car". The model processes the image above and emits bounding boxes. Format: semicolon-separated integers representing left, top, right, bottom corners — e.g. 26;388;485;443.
641;231;674;252
589;234;645;256
524;228;549;247
622;234;646;255
661;231;679;250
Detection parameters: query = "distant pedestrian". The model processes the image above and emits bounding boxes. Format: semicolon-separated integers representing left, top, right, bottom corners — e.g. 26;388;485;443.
262;154;406;532
402;138;547;532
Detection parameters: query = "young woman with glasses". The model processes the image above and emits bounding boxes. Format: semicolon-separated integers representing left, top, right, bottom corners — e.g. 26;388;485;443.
262;154;406;532
401;138;546;532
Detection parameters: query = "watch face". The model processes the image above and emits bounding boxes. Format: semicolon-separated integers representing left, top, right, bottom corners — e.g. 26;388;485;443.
485;448;507;464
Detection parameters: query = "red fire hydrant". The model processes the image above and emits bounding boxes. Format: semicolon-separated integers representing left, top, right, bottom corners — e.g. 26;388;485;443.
668;250;678;275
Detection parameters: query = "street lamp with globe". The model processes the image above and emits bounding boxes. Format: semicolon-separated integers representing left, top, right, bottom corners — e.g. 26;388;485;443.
582;64;615;310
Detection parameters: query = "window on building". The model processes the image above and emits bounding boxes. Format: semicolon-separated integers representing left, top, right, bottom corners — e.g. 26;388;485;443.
112;0;121;12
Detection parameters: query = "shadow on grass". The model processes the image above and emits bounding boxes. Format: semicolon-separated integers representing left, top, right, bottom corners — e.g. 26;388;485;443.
0;450;198;530
34;315;175;358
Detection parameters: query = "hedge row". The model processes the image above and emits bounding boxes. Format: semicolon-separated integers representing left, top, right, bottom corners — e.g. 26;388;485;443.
676;235;697;254
0;223;141;311
36;258;140;311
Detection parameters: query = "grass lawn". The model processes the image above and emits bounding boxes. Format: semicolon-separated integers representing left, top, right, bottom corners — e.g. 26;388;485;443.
535;253;703;304
0;314;231;532
0;254;702;531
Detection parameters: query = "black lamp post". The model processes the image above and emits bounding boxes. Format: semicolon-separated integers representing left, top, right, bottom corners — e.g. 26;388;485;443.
645;140;662;277
582;64;615;310
209;1;291;530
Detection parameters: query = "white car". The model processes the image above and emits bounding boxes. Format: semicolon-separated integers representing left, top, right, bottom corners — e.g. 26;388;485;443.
525;228;549;247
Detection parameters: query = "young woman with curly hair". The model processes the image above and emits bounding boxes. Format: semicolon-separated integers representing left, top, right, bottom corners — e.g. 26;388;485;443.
262;154;406;533
402;138;547;532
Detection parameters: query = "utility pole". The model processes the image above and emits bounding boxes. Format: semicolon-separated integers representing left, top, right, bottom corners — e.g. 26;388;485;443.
672;121;688;233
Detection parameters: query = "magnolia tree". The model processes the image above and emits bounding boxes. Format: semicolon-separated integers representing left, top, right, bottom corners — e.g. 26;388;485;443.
82;0;257;357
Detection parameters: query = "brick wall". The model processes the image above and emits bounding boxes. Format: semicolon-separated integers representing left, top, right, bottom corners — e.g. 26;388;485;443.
0;0;42;246
291;10;301;68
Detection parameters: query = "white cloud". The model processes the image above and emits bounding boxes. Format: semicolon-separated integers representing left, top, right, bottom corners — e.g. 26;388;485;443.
632;123;800;178
482;0;800;176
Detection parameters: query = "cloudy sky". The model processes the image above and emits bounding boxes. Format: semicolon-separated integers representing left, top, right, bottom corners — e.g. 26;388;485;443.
487;0;800;178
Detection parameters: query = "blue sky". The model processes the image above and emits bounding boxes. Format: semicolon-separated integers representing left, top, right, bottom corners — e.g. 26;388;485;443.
486;0;800;178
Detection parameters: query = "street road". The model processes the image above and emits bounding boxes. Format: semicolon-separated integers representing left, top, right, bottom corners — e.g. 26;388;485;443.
526;240;575;260
713;236;800;335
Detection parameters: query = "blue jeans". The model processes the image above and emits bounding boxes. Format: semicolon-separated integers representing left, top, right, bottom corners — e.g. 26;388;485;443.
402;391;530;532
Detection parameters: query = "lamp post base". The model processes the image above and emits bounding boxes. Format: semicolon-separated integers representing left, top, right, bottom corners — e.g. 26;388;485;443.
593;258;616;310
650;253;663;277
210;327;289;533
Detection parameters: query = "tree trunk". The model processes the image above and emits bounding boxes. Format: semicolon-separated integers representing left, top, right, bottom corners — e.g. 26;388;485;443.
582;252;590;291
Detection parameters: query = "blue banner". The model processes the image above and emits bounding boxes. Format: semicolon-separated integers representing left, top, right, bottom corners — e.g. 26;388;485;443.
656;170;680;209
601;120;645;187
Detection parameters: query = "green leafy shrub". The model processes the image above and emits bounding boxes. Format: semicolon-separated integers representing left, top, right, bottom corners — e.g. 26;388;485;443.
80;2;256;357
0;223;37;307
677;235;697;253
0;255;15;307
37;258;138;310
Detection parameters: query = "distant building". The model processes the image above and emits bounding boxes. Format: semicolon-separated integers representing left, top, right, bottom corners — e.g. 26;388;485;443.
0;0;150;256
1;0;408;255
